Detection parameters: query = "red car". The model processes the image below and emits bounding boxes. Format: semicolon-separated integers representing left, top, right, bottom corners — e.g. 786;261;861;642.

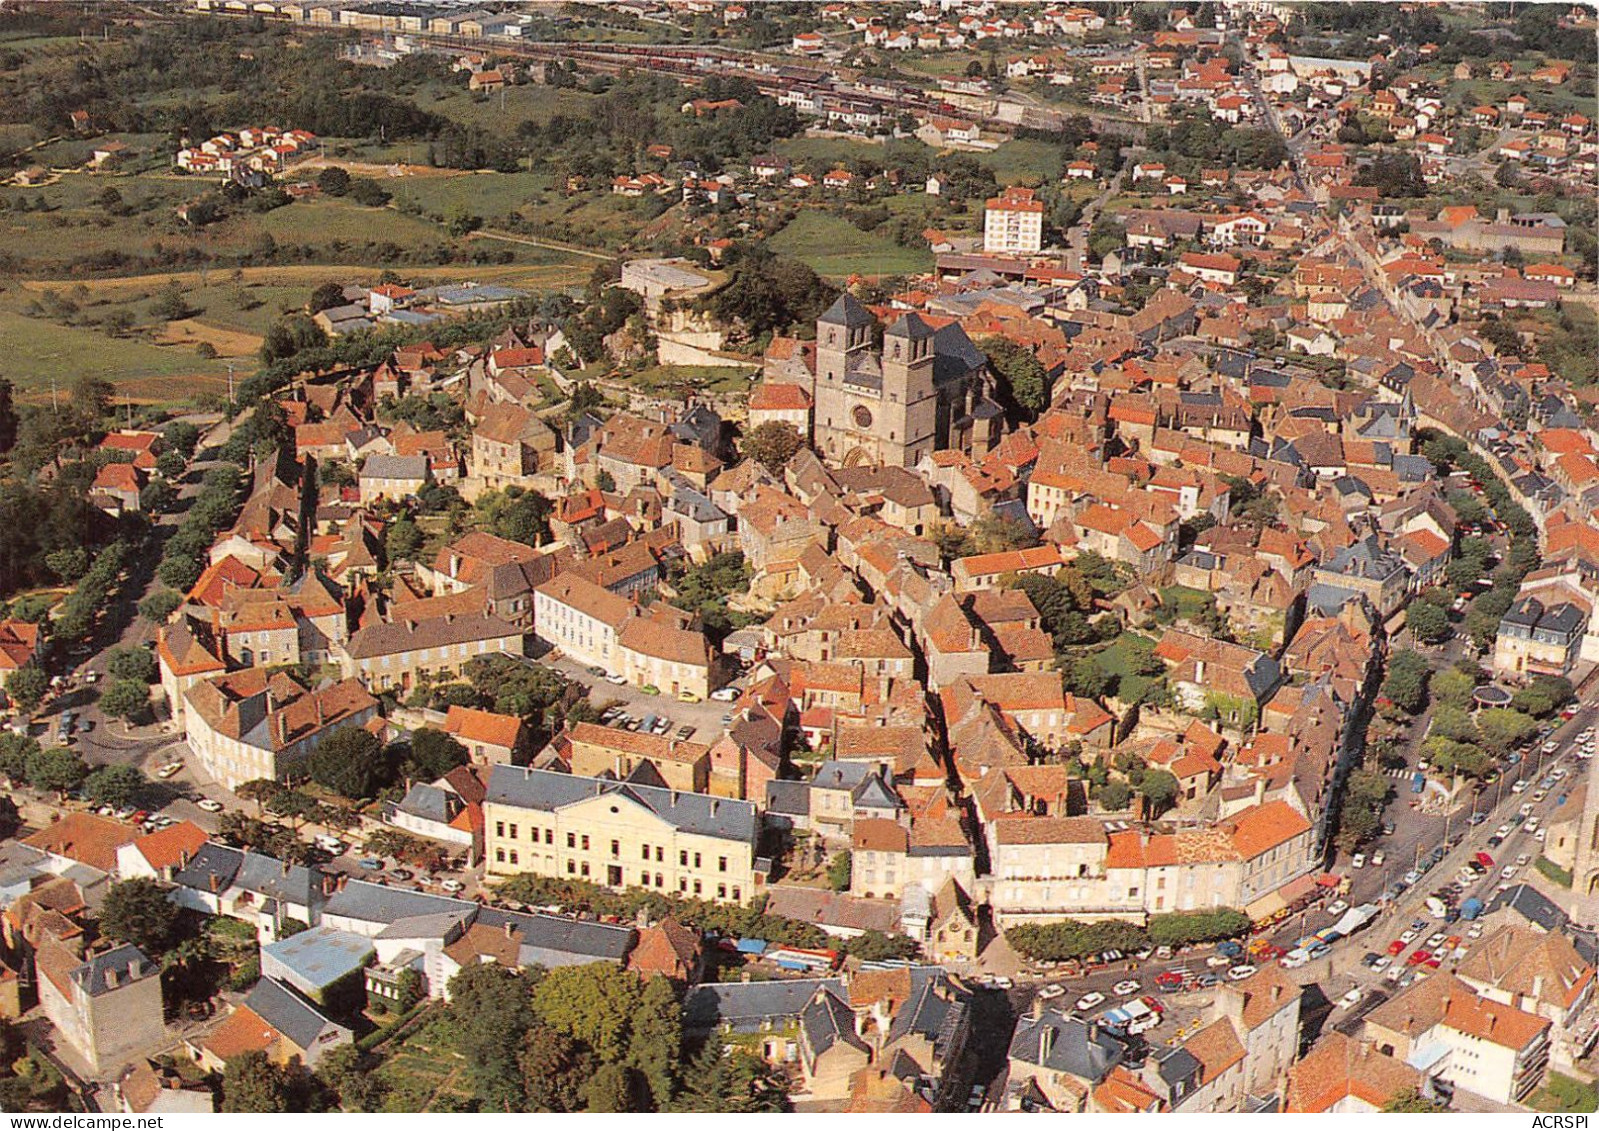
1424;955;1443;969
1407;949;1432;966
1475;852;1494;868
1387;940;1406;956
1155;971;1184;990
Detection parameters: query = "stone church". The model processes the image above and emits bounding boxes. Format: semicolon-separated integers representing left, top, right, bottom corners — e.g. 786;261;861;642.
798;294;1002;469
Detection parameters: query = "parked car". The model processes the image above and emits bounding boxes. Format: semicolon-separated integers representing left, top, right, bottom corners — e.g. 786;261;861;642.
1227;965;1256;981
1351;852;1366;869
710;688;740;702
358;858;383;870
196;798;223;812
1037;984;1066;1001
1336;988;1362;1010
1113;980;1141;996
1371;850;1386;866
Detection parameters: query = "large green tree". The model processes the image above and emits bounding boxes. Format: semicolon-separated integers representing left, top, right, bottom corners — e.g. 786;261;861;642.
100;878;180;954
447;963;536;1111
25;746;86;795
305;726;388;799
221;1051;293;1113
740;421;804;474
407;728;468;780
4;664;47;714
99;677;151;722
83;764;147;807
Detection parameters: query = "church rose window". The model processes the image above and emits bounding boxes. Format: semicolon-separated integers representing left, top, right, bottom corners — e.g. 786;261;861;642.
853;405;873;428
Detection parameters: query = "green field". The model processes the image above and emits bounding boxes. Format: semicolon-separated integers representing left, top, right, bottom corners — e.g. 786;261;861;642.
774;135;888;170
0;308;230;403
259;196;448;247
974;138;1065;185
423;82;600;133
768;211;931;278
391;172;551;220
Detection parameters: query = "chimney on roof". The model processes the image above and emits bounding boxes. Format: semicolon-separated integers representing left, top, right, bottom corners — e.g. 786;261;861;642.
1038;1019;1055;1063
209;873;222;893
504;921;514;939
105;967;119;989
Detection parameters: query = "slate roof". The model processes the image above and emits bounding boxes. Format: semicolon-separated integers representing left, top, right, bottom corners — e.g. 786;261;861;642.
684;976;847;1032
801;986;871;1057
818;293;875;328
1487;883;1568;932
73;945;155;997
1008;1010;1125;1084
396;782;454;824
171;842;243;894
361;454;429;481
486;766;758;845
323;879;632;963
765;779;812;817
243;976;338;1051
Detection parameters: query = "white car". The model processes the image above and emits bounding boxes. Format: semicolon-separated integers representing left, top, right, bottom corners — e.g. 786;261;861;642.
1037;984;1067;1001
440;879;465;893
1386;966;1404;983
1399;929;1419;944
1515;854;1531;868
991;976;1013;990
709;687;740;702
1512;780;1528;794
1520;803;1535;817
1227;965;1257;981
1350;853;1366;869
1501;866;1518;880
1074;992;1105;1011
196;798;224;813
604;673;627;686
156;762;183;779
1206;954;1232;968
1371;956;1391;971
1113;980;1141;996
1336;988;1362;1010
1326;900;1349;917
1371;850;1386;866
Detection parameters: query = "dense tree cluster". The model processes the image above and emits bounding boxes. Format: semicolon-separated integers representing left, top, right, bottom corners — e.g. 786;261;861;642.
697;246;837;342
671;551;755;644
1008;910;1248;961
157;465;244;592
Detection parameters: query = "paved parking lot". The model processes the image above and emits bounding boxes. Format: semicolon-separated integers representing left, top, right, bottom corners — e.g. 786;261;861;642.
536;651;744;744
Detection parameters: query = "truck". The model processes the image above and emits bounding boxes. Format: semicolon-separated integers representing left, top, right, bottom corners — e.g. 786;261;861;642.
1459;897;1484;922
